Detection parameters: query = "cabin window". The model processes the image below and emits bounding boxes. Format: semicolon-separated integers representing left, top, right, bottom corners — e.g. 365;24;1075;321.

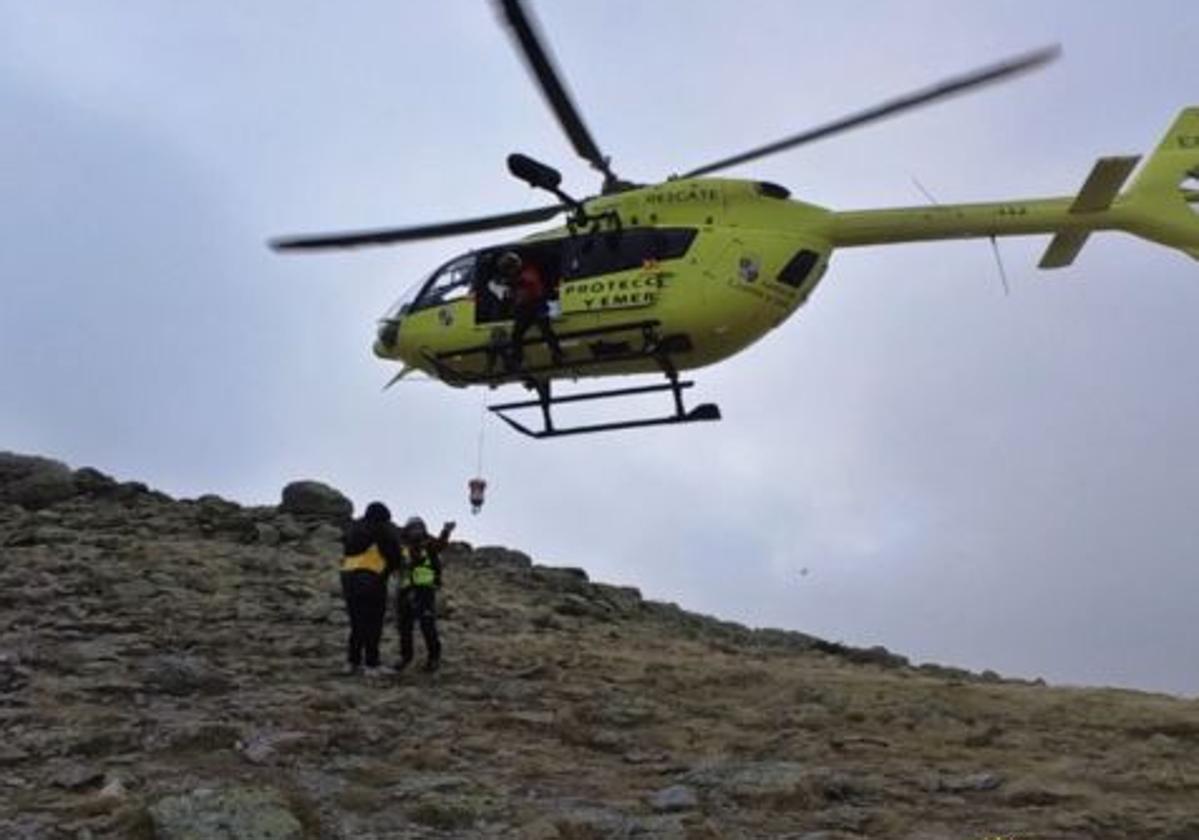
756;181;791;200
777;249;820;288
563;227;697;280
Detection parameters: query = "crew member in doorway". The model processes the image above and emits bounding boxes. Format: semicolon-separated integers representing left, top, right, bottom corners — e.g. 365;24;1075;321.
497;251;563;370
340;501;403;678
396;516;455;673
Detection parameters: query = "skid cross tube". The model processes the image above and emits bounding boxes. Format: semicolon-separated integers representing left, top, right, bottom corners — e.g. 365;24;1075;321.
487;378;720;439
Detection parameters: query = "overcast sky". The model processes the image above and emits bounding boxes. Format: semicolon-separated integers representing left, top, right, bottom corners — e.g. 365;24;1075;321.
3;2;1197;696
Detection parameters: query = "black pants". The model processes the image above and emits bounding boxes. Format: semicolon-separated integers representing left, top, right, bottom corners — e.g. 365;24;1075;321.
509;304;562;368
397;586;441;665
341;570;386;667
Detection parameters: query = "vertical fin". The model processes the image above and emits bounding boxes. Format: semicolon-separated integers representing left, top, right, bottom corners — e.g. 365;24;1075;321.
1123;107;1199;260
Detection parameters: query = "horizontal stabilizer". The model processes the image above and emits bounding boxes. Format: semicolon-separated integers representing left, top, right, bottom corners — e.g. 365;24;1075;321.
1039;231;1090;269
1039;156;1140;269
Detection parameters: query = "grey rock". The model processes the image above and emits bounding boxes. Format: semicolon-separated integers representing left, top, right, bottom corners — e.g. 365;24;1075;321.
0;651;30;692
933;771;1003;793
112;480;150;501
685;761;867;810
30;525;77;545
647;784;699;812
148;786;304;840
0;745;31;766
52;763;103;790
279;480;352;521
98;776;128;799
533;564;589;586
307;522;343;546
237;730;310;766
0;453;77;510
73;467;117;495
554;593;613;620
254;522;280;546
531;611;565;631
472;546;533;569
533;802;641;839
274;514;305;541
141;654;233;696
590;583;643;614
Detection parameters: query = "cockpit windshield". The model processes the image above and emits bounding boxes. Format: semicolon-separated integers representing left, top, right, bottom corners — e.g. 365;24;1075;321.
415;255;476;310
380;253;477;321
382;280;421;321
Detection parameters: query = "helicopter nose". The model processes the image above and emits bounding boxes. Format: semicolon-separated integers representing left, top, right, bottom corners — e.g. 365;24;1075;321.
374;318;401;357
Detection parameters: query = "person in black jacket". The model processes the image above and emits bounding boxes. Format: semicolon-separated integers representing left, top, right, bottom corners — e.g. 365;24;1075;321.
340;501;403;677
395;516;454;673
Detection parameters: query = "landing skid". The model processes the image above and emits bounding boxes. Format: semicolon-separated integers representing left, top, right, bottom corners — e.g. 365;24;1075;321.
423;318;721;437
425;319;679;388
488;378;721;439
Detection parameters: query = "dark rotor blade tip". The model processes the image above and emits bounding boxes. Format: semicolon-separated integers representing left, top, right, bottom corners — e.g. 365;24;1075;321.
495;0;616;182
268;204;565;252
682;43;1063;179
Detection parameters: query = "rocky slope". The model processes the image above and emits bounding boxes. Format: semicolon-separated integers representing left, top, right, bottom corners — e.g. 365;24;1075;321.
1;451;1198;839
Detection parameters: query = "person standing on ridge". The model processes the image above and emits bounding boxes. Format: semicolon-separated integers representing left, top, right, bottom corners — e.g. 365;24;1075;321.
339;501;402;678
396;516;454;673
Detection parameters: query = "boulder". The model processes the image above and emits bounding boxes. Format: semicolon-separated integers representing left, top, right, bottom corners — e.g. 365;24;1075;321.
253;522;280;546
140;654;233;696
279;481;352;521
147;786;304;840
472;546;533;570
0;453;76;510
72;466;117;495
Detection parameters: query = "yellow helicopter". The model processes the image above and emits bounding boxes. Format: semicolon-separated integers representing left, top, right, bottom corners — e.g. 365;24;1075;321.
273;0;1199;439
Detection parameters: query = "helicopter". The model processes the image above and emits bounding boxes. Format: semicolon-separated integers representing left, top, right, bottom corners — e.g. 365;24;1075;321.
273;0;1199;439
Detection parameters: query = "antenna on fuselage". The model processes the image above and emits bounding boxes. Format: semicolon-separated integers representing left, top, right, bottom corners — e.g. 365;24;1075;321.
911;175;1010;297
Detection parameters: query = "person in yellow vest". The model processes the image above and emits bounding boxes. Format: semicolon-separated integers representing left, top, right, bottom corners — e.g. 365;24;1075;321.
340;501;403;677
395;516;454;673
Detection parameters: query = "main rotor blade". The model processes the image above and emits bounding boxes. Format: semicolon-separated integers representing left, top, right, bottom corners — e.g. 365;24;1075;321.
496;0;617;186
681;45;1060;179
270;204;565;252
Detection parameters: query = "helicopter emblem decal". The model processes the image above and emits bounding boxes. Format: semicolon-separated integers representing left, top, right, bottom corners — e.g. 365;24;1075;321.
738;255;761;283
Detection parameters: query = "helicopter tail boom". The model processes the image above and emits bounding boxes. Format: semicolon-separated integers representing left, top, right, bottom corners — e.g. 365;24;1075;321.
828;107;1199;265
